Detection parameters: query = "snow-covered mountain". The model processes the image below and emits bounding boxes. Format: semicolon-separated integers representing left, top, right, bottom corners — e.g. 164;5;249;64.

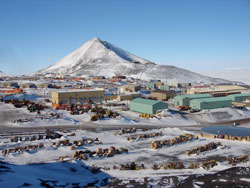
36;37;234;84
0;71;10;77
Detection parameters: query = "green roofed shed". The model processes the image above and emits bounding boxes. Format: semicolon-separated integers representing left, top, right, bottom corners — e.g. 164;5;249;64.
130;98;168;114
173;94;211;107
159;84;170;91
226;93;250;102
190;97;232;110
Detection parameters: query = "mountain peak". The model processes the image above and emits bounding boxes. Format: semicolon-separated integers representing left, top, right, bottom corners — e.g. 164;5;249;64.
40;37;151;75
36;38;233;84
91;37;101;42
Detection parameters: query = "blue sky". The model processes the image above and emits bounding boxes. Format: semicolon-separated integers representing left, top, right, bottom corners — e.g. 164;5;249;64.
0;0;250;75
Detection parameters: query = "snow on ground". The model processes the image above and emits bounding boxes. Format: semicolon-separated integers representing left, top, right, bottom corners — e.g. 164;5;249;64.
191;108;250;123
240;178;250;183
11;117;79;127
3;88;250;128
1;95;198;128
1;127;250;181
2;99;250;128
0;102;80;127
114;109;197;126
3;93;43;102
0;161;110;187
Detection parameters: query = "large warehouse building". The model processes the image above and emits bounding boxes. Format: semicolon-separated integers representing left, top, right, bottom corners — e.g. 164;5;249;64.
227;93;250;102
187;85;247;94
173;94;211;107
51;89;105;106
130;98;168;114
190;97;232;110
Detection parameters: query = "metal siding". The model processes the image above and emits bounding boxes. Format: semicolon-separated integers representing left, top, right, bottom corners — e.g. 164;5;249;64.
174;98;183;107
130;102;153;114
131;98;159;105
190;100;200;109
153;102;168;114
183;98;190;106
235;96;249;102
227;94;250;102
130;98;168;114
191;99;232;110
201;100;232;110
173;94;211;107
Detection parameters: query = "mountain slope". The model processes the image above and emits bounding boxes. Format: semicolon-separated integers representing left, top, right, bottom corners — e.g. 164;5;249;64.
0;71;11;77
37;37;233;84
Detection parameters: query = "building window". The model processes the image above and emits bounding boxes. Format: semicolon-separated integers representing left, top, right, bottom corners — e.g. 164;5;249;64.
80;97;87;104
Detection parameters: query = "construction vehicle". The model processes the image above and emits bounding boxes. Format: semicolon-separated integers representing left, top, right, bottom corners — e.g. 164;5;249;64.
139;113;154;119
178;106;190;111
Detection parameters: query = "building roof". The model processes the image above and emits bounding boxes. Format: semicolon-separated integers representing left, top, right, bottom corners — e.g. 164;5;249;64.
216;85;248;90
131;98;163;105
187;85;248;94
174;93;211;100
118;84;141;88
151;90;174;94
21;83;36;85
38;82;52;85
54;88;104;94
227;93;250;98
0;81;18;84
190;97;231;103
119;93;140;97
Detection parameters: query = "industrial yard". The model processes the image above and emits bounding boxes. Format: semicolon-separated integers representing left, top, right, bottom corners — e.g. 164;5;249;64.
0;75;250;187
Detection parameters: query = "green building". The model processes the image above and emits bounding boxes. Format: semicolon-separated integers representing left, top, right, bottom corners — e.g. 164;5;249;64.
190;97;232;110
159;84;170;91
130;98;168;114
173;94;211;107
146;82;156;90
226;93;250;102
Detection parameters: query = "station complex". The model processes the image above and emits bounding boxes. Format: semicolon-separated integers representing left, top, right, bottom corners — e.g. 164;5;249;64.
46;81;250;114
1;77;250;115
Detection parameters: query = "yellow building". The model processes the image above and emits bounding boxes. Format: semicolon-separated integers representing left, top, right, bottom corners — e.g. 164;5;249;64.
155;82;163;88
37;83;52;88
151;90;176;101
51;89;105;105
104;95;118;101
232;102;250;108
117;93;140;101
90;76;106;81
118;85;141;93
